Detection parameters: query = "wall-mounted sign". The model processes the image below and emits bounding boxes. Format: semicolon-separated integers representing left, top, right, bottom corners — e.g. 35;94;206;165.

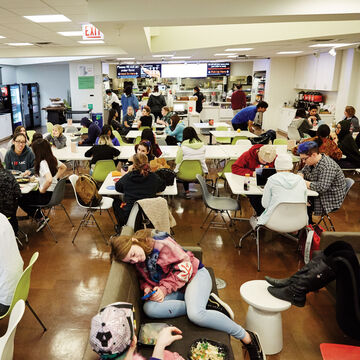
82;24;104;40
78;76;95;89
116;65;140;78
140;64;162;78
207;62;230;76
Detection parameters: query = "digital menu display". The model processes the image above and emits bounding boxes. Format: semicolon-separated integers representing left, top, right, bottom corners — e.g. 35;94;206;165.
207;62;231;76
117;65;140;78
140;64;162;78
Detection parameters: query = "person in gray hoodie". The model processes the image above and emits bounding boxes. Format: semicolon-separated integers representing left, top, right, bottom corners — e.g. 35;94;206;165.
45;124;67;149
255;153;307;226
5;132;34;175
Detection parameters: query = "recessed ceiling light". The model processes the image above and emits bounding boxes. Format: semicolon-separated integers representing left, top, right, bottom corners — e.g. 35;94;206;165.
277;51;303;54
309;43;353;48
24;15;71;23
117;57;135;60
227;55;237;58
57;31;82;37
172;56;192;59
0;36;6;39
78;40;104;44
152;54;173;57
215;53;236;56
225;48;253;51
7;43;33;46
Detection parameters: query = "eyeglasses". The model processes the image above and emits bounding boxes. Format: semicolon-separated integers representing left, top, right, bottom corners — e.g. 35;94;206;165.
300;155;310;162
15;140;26;145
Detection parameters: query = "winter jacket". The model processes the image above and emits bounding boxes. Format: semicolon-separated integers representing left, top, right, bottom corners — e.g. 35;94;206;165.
135;232;201;296
85;144;120;166
175;139;208;173
121;94;139;117
147;92;166;114
45;134;67;149
80;122;101;146
5;145;35;174
0;168;21;218
165;121;185;142
115;170;165;214
95;136;120;147
231;144;275;176
257;172;307;225
337;119;360;165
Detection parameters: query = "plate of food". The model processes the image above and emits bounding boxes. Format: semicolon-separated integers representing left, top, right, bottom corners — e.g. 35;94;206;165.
16;177;30;184
10;170;22;176
188;339;229;360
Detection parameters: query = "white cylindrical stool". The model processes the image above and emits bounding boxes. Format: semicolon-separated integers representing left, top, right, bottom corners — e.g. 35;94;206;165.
240;280;291;355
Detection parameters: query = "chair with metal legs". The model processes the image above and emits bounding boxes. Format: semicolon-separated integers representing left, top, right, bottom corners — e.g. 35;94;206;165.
69;174;114;244
196;174;239;246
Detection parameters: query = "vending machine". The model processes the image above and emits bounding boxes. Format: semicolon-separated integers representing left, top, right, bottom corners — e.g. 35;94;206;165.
21;83;41;129
0;84;23;130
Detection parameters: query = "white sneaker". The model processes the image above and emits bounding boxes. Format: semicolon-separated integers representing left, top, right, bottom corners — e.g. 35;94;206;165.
249;215;258;230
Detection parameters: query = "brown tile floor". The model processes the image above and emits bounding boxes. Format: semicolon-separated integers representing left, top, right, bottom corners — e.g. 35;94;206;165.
1;164;360;359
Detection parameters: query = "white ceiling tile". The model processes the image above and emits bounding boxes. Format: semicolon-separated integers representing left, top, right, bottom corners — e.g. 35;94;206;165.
43;0;88;6
13;7;59;16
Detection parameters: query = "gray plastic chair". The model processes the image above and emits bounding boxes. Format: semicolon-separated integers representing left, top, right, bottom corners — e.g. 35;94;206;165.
29;177;74;243
196;174;239;246
316;177;354;231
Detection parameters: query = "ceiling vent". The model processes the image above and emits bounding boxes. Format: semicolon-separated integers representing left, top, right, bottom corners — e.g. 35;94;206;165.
237;55;269;60
310;38;336;42
35;42;54;46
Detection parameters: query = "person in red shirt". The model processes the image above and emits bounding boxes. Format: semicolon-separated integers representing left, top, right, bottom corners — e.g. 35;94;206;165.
231;84;247;115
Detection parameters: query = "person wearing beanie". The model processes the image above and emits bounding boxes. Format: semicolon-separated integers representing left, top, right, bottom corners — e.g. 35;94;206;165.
79;117;101;146
298;141;346;224
256;153;307;226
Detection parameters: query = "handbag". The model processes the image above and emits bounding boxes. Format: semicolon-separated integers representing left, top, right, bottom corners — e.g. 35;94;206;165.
298;224;324;263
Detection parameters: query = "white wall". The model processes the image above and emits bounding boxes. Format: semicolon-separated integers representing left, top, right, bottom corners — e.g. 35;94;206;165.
15;64;70;125
1;65;17;84
69;61;104;118
230;62;253;76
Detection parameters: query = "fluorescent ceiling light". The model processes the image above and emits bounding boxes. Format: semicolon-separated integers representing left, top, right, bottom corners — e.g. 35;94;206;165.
57;31;82;37
24;15;71;23
78;40;104;44
152;54;173;57
309;43;352;48
0;36;5;39
7;43;33;46
225;48;253;51
172;56;192;59
215;53;236;56
277;51;303;54
117;57;135;60
227;55;237;58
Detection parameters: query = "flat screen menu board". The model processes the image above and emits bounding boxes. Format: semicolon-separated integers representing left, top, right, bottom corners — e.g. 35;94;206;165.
117;65;140;78
140;64;162;78
207;62;230;76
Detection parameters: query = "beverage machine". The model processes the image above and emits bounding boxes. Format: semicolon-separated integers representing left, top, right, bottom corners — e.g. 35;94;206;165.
21;83;41;129
0;84;23;130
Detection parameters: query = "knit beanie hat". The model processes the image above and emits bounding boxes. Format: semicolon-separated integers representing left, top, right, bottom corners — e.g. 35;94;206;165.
275;153;293;170
258;145;276;163
297;141;318;154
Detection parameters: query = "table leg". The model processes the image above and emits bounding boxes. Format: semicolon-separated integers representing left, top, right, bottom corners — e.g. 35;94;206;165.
209;133;213;145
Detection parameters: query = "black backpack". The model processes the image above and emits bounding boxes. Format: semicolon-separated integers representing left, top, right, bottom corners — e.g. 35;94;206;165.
155;168;176;186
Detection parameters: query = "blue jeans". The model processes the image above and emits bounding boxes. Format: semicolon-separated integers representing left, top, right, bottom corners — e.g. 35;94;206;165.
143;267;246;340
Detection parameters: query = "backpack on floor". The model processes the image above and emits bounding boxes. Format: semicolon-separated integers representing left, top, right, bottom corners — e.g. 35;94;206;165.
75;174;102;207
298;224;324;263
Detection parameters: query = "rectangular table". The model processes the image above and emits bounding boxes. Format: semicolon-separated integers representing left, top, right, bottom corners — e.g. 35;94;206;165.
194;122;231;130
209;130;258;143
220;144;288;160
126;130;166;139
98;172;177;196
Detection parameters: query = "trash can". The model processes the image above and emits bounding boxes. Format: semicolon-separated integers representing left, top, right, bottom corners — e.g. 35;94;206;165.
92;113;103;128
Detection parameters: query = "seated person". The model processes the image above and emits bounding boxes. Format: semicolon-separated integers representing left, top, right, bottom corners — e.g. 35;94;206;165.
175;126;208;199
5;132;35;175
112;153;165;234
109;229;265;360
342;105;359;132
7;125;29;149
165;114;185;145
0;214;24;316
231;144;277;216
335;120;360;168
256;153;307;226
0;162;21;234
108;108;121;133
157;106;174;126
137;105;154;128
78;117;101;146
95;125;120;146
123;106;135;129
31;132;43;144
127;140;156;171
45;124;67;149
307;105;321;126
85;135;120;168
292;124;342;161
298;141;347;223
291;108;313;138
141;128;162;158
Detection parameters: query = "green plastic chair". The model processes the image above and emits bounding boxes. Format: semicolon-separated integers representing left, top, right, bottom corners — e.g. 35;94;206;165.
113;130;132;146
215;126;231;144
273;138;288;145
139;126;151;131
134;136;141;145
46;122;53;134
26;130;36;143
80;127;88;134
0;252;46;331
177;160;204;182
92;160;117;182
231;136;247;145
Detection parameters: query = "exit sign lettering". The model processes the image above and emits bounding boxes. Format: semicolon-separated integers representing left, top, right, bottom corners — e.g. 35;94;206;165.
82;24;104;40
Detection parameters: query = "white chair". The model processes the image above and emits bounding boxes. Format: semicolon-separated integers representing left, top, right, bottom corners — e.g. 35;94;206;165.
69;174;115;244
287;125;301;142
235;139;252;146
0;148;7;163
0;300;25;360
239;202;308;271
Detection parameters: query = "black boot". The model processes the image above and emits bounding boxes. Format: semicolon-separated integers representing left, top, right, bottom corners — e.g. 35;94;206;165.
267;257;336;307
265;253;325;288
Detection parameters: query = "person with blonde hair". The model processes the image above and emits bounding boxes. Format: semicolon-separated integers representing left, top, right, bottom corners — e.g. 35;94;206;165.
85;134;120;167
112;153;165;234
45;124;67;149
109;229;265;360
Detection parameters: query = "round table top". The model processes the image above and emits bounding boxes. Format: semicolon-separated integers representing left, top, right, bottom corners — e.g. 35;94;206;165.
240;280;291;312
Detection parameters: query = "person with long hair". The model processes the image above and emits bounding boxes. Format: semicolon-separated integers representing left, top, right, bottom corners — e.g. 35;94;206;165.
108;108;121;132
175;126;207;199
165;114;185;145
147;85;166;122
141;128;162;157
157;106;173;126
18;139;66;231
109;229;265;360
95;124;120;146
7;125;29;149
85;135;120;169
138;105;154;128
112;153;165;234
343;105;359;132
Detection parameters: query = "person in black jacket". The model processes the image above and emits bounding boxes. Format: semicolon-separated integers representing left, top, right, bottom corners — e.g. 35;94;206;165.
85;135;120;168
78;117;101;146
112;153;165;233
0;162;21;234
335;119;360;168
147;85;166;121
193;86;205;114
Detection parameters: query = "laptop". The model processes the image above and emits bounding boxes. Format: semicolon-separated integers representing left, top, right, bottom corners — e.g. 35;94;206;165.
256;167;276;187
